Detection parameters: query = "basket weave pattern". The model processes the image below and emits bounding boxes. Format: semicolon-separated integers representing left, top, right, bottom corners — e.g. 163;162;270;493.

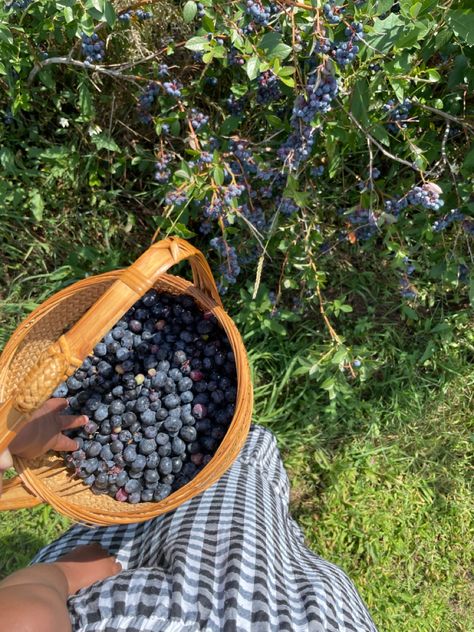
0;239;253;525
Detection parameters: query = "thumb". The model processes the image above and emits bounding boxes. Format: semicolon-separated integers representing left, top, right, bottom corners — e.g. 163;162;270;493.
0;449;13;471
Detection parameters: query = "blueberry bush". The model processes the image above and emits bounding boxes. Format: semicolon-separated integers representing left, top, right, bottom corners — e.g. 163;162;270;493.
0;0;473;418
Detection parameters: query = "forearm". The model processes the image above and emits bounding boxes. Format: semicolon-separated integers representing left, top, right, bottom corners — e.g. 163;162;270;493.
0;564;71;632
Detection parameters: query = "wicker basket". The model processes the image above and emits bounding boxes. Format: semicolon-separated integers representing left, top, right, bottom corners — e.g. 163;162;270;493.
0;237;253;525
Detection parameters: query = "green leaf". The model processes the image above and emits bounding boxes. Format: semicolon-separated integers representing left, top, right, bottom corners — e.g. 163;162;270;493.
470;278;474;308
213;166;225;185
0;25;13;45
219;115;241;135
245;56;260;80
91;133;120;151
30;190;44;222
401;305;419;321
183;0;197;23
426;68;441;82
409;2;422;18
259;32;291;60
103;1;116;27
184;36;210;52
351;79;370;127
78;79;93;119
366;14;409;53
446;10;474;46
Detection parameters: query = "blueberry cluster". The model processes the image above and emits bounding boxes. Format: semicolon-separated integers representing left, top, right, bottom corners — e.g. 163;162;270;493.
292;69;338;122
279;197;299;217
56;291;237;504
210;237;241;285
163;80;182;98
227;46;245;66
197;2;205;18
225;94;248;114
5;0;32;10
190;109;209;131
154;154;172;184
357;167;380;191
256;71;281;104
384;196;408;218
81;33;105;64
383;99;412;133
245;0;277;27
344;208;378;241
332;39;360;68
203;184;245;220
119;9;153;22
407;183;444;211
432;209;464;232
165;190;187;206
399;276;417;300
310;165;325;177
137;82;160;124
323;1;344;24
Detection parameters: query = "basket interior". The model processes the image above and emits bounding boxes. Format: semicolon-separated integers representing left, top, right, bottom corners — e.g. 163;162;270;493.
1;273;251;524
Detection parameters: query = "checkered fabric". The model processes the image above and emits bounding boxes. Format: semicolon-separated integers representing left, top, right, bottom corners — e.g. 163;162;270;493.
31;425;378;632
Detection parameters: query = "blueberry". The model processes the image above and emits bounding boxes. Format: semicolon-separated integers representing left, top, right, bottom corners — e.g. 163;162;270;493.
158;443;172;457
94;343;107;357
158;361;170;372
129;319;142;333
84;421;99;434
169;368;182;381
114;453;126;467
144;469;159;484
128;492;141;504
66;376;82;391
83;474;96;486
156;408;169;421
52;382;68;398
158;456;172;475
95;472;108;488
178;377;193;392
140;409;156;425
201;436;216;452
94;404;109;422
171;437;186;455
86;398;101;412
155;433;169;446
146;452;159;468
131;454;147;471
164;417;182;433
180;390;194;404
100;420;112;435
135;396;149;413
141;489;154;502
112;326;125;340
180;426;197;442
125;479;141;493
84;457;99;474
151;371;167;388
116;471;128;487
161;473;175;486
139;439;157;455
110;440;123;454
86;441;102;458
171;457;183;473
163;378;176;394
119;430;132;443
144;425;158;439
164;394;180;409
123;445;137;462
109;400;125;415
153;484;172;501
122;412;137;427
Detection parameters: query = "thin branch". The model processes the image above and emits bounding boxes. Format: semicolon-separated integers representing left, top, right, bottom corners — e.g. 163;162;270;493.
28;56;148;85
414;101;474;131
343;105;418;171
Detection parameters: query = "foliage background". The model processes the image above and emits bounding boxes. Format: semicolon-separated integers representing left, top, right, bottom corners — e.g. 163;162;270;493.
0;0;473;629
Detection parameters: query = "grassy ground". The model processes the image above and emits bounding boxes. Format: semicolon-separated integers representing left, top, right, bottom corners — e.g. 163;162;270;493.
0;267;473;631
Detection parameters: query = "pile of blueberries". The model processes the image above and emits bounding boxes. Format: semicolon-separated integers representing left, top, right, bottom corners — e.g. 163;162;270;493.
54;290;237;504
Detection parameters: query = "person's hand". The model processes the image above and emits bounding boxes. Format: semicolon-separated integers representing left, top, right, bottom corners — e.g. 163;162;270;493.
9;398;87;460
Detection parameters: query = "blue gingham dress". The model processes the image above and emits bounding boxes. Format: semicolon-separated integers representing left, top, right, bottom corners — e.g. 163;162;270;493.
32;426;378;631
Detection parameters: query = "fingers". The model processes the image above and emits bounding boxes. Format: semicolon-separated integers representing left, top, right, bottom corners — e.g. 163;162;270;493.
59;414;88;431
51;434;82;453
0;450;13;471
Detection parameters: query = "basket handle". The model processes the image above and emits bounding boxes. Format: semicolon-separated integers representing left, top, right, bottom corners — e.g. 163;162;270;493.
0;237;222;453
0;476;42;510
